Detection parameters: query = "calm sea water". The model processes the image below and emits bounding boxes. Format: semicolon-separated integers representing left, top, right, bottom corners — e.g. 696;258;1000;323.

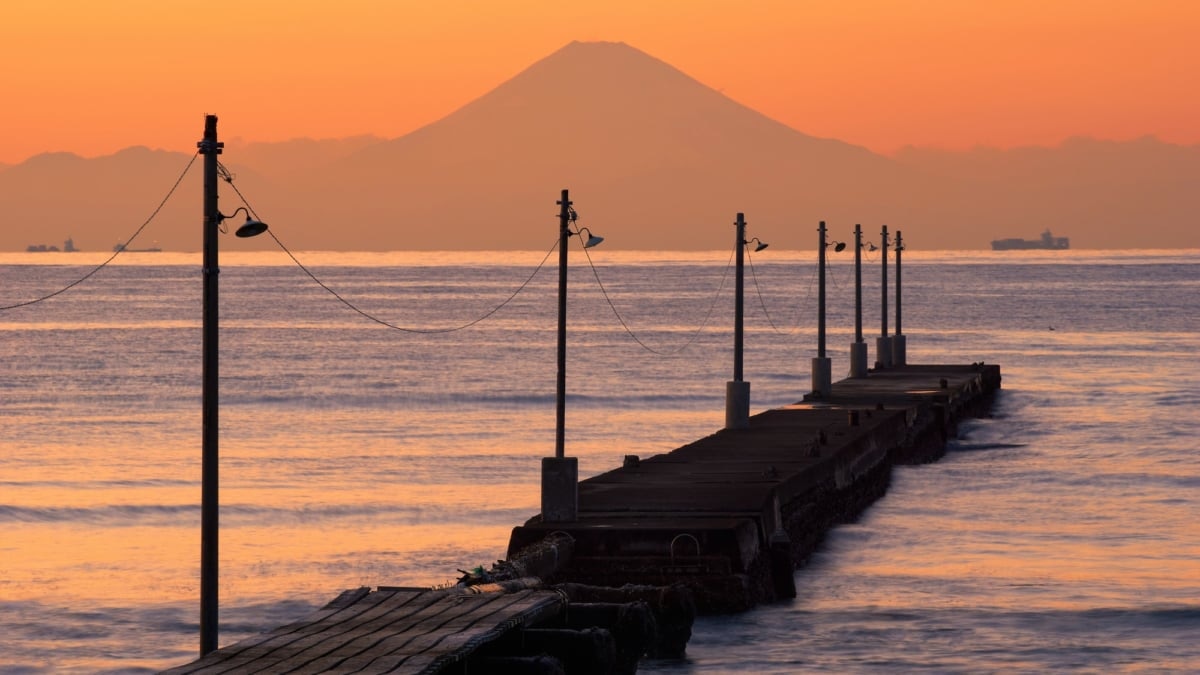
1;248;1197;673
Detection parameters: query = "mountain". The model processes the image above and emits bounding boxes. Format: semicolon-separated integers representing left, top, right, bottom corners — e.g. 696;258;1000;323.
0;147;197;252
272;40;912;251
1;41;1197;251
226;135;387;181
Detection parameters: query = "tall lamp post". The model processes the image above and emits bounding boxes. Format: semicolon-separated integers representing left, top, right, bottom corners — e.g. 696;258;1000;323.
727;212;767;430
198;114;268;656
893;230;906;366
199;114;220;658
543;188;602;523
849;224;869;377
876;225;893;369
812;221;844;398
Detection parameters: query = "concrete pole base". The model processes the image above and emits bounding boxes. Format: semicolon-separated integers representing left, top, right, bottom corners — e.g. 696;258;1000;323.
541;457;578;523
875;336;894;369
725;380;751;430
811;357;832;399
892;333;907;366
849;341;869;378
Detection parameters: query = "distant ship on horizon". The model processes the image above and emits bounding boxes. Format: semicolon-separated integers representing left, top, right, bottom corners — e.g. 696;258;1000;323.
991;229;1070;251
113;242;163;253
26;237;79;252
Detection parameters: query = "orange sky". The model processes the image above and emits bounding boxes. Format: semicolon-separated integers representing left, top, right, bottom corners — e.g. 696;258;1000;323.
2;0;1197;164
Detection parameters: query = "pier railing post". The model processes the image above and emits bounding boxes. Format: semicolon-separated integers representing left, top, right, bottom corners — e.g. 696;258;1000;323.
876;225;893;369
893;230;906;366
543;189;578;522
726;213;751;429
850;223;868;377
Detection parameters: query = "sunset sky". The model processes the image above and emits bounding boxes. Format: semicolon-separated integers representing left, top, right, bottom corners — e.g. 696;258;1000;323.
2;0;1196;165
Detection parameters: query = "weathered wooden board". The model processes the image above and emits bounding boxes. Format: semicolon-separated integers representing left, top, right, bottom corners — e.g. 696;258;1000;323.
163;588;565;674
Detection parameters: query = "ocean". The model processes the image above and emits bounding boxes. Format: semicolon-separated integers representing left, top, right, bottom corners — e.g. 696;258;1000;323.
1;247;1197;673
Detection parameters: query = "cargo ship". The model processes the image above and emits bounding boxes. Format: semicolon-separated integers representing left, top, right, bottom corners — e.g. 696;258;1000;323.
113;242;163;252
991;229;1069;251
26;237;79;252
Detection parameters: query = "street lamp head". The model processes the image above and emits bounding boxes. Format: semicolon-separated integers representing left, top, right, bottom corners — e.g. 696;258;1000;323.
864;242;878;252
219;207;269;238
829;240;847;252
572;226;603;248
235;218;268;238
746;237;769;252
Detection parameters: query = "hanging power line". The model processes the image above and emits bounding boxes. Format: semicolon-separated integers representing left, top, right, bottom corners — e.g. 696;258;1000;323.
1;152;198;312
746;248;819;335
217;162;253;224
221;165;814;342
268;229;559;333
826;253;848;290
217;161;561;333
581;243;735;356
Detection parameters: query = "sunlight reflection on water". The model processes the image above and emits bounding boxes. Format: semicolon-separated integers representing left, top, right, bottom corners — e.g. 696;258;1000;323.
2;250;1198;672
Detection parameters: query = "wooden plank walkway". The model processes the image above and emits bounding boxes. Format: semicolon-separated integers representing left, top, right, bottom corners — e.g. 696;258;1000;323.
163;587;565;675
509;364;1001;611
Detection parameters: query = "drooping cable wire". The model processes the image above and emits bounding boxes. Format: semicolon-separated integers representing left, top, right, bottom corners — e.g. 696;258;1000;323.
1;152;198;311
217;162;253;223
746;247;786;333
267;229;558;333
216;161;559;333
827;253;847;290
581;242;734;356
746;248;818;335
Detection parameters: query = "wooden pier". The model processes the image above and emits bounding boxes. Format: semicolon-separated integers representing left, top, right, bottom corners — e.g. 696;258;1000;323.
508;363;1000;613
163;585;564;674
167;363;999;674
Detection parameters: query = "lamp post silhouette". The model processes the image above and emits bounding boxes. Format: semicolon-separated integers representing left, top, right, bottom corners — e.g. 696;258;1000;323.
876;225;893;369
727;212;767;430
543;188;602;523
813;221;845;398
893;230;906;366
849;223;869;377
198;114;268;656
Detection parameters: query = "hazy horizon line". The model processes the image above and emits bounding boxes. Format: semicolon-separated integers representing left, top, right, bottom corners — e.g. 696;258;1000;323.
4;131;1197;168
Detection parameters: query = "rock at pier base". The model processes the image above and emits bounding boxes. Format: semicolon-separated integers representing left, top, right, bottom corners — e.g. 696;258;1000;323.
555;582;695;659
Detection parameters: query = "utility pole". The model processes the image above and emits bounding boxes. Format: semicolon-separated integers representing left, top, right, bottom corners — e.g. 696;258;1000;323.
812;221;833;397
876;225;893;369
726;213;750;429
850;224;868;377
198;114;221;657
893;230;906;366
543;189;578;522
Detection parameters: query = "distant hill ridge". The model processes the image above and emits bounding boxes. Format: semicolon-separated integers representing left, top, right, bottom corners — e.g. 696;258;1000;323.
1;40;1196;251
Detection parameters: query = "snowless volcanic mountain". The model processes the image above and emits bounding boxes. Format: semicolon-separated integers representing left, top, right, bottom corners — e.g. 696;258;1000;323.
241;40;919;251
2;40;1196;251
